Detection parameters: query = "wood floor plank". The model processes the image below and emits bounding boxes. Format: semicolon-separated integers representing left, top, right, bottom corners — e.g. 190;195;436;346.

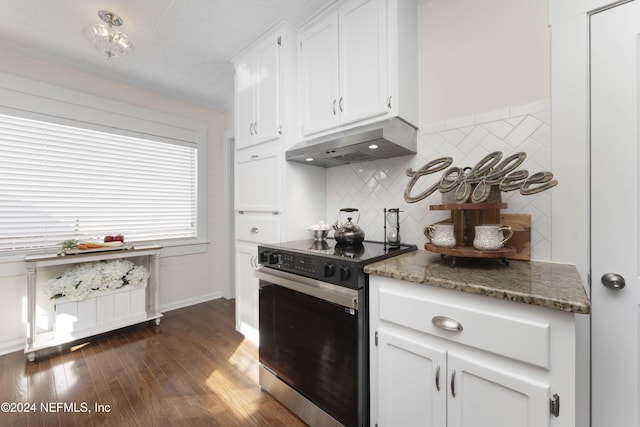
0;299;306;427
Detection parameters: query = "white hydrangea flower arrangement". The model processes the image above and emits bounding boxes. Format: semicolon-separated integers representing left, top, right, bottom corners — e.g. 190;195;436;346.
45;259;149;301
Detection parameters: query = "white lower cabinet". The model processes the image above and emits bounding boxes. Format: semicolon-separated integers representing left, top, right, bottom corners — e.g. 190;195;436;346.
235;242;260;345
446;352;549;427
370;276;577;427
377;330;446;427
234;214;280;345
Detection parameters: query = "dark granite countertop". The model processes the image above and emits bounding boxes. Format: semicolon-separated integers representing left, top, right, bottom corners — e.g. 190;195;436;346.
364;250;590;314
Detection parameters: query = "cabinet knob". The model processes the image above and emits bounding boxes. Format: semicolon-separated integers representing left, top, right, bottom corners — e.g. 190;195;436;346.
601;272;626;290
432;315;463;332
250;227;259;234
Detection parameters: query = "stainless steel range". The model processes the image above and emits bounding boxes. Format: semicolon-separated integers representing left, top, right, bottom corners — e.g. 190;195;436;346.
255;239;416;427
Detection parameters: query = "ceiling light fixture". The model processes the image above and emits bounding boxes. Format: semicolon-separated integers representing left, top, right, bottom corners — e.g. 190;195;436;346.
83;10;133;59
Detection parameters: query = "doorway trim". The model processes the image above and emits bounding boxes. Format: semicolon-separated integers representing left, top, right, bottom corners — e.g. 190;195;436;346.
223;128;235;299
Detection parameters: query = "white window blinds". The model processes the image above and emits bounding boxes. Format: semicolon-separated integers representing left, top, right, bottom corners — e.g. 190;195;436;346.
0;113;198;252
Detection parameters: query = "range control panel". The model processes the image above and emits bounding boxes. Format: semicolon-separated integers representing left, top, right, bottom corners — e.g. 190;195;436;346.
282;253;317;275
257;247;361;290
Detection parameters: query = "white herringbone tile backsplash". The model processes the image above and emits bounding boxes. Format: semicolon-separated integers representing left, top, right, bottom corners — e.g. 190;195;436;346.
326;100;552;261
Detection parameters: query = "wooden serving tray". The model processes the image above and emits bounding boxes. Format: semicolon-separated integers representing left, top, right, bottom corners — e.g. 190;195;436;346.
424;243;516;258
58;244;135;256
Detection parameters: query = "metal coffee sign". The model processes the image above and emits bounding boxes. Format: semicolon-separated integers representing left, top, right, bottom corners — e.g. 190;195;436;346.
404;151;558;204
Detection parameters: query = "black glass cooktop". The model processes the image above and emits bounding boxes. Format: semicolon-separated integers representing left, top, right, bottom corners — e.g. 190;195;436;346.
260;238;416;264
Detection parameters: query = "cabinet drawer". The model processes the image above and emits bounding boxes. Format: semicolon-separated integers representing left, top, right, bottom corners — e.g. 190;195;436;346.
378;287;551;369
236;214;280;244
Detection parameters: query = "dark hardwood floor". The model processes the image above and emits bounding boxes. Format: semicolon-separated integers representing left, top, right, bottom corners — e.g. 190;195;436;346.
0;298;306;427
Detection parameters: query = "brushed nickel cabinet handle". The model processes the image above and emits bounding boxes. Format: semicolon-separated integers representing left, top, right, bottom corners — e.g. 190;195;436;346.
332;99;337;115
435;365;441;391
387;96;392;108
339;96;343;112
451;369;456;398
432;315;463;332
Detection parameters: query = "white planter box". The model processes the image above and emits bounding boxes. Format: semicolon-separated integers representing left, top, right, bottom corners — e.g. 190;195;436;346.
54;286;147;337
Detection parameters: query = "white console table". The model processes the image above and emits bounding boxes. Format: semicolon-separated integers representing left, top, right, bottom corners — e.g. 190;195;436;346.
24;245;162;361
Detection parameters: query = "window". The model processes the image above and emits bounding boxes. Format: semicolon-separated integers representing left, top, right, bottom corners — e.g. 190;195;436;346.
0;113;198;253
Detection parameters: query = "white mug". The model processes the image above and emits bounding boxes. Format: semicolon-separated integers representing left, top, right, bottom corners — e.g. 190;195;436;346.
424;223;456;248
473;224;513;251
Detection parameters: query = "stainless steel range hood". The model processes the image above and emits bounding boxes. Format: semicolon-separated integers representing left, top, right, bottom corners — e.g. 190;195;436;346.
285;117;417;168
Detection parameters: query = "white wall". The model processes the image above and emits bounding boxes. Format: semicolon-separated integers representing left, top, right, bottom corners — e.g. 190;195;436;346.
0;51;227;355
420;0;550;124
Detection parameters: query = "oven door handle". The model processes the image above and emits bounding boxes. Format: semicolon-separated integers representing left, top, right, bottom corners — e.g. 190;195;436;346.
255;267;359;310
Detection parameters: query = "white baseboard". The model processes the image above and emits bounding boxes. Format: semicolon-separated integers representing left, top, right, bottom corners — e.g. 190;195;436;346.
160;291;224;313
0;337;27;357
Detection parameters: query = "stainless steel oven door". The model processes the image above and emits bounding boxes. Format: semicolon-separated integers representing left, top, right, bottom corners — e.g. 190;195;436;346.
255;267;363;427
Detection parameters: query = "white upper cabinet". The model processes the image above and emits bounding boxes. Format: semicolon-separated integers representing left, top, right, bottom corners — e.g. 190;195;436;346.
299;14;340;136
339;0;388;126
299;0;418;138
235;35;282;149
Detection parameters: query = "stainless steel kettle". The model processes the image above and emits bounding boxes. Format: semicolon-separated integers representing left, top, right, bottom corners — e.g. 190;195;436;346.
333;208;365;245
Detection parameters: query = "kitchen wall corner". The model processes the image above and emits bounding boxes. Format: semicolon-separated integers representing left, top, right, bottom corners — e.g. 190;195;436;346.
326;99;552;261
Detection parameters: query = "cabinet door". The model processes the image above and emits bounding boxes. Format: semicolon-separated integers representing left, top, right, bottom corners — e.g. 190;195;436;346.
377;329;447;427
338;0;388;126
235;58;256;149
235;243;259;344
235;146;281;212
447;352;550;427
299;14;340;136
254;37;281;145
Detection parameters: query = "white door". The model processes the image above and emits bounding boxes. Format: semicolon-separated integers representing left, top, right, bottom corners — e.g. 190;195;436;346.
235;146;281;212
591;2;640;425
235;242;259;344
235;58;256;149
447;352;550;427
299;14;340;136
376;329;447;427
338;0;388;126
254;37;281;145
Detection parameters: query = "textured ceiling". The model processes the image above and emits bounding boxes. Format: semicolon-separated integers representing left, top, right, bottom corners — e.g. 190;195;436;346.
0;0;336;112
